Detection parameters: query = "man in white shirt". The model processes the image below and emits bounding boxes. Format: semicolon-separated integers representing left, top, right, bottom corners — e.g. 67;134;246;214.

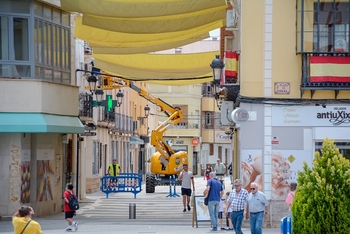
214;159;226;181
178;163;195;212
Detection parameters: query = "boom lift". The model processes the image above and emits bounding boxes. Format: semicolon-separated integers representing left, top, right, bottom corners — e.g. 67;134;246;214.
90;73;188;193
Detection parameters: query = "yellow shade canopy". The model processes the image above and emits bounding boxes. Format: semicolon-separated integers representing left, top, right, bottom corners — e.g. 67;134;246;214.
82;7;226;34
91;33;209;54
94;51;219;84
61;0;226;18
75;16;223;48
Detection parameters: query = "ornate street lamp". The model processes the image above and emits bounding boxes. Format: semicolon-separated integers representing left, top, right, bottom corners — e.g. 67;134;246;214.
94;88;104;105
87;75;97;92
144;105;150;118
116;90;124;107
210;55;225;109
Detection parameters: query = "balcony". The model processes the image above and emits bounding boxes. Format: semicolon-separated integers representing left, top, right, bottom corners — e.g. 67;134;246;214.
78;93;93;122
301;54;350;98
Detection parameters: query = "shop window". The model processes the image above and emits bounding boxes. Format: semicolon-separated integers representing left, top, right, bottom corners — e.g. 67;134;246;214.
315;141;350;160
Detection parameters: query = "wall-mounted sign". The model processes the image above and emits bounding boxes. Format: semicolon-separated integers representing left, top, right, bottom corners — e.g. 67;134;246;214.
274;82;290;94
231;108;249;124
192;138;199;146
215;131;231;143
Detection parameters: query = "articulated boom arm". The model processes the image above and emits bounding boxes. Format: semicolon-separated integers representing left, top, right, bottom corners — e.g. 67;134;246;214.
126;81;183;165
85;72;184;166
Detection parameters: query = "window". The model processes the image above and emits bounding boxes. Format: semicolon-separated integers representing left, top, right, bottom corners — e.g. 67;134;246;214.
34;2;70;83
297;0;350;53
92;141;100;175
0;1;71;82
315;141;350;160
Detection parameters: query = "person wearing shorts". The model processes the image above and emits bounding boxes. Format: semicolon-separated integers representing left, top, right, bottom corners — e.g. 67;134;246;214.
63;184;78;232
178;164;195;212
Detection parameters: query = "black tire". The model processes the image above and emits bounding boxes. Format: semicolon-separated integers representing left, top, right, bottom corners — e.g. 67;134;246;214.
145;173;155;193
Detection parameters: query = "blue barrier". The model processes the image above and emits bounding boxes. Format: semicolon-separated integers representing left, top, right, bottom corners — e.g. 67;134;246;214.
100;173;142;199
166;176;180;198
280;216;292;234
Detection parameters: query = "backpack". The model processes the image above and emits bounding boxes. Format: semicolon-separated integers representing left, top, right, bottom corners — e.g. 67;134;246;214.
68;192;79;210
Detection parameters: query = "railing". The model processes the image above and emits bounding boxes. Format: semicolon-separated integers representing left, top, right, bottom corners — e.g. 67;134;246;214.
100;173;142;198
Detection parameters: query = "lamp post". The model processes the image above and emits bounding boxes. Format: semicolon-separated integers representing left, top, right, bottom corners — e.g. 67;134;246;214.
144;105;150;118
87;75;97;92
95;88;104;106
116;90;124;107
210;55;225;109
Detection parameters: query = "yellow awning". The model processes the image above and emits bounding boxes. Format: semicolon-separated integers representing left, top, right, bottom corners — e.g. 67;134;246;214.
61;0;226;18
75;16;223;47
94;51;219;82
91;34;209;54
82;8;226;33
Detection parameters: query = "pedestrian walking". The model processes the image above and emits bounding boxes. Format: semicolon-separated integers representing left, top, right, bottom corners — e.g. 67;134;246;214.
224;191;234;230
285;182;297;218
63;184;79;232
225;179;248;233
178;163;195;212
204;163;213;181
203;172;224;231
227;163;233;184
244;182;269;234
214;159;226;186
12;206;42;234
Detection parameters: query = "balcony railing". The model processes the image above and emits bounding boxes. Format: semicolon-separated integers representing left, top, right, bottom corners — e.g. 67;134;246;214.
301;53;350;98
78;93;93;118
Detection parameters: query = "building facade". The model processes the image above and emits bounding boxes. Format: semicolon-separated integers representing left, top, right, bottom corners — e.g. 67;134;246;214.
0;0;84;217
221;0;350;226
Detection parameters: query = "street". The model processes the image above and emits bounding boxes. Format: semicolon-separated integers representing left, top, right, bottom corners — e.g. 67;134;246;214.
0;176;280;233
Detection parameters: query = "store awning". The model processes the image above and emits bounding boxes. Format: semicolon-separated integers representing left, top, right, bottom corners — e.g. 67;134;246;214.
130;136;144;145
0;113;84;133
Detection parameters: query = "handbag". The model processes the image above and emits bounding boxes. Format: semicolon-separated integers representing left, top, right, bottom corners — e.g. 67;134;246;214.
20;220;32;234
204;180;212;206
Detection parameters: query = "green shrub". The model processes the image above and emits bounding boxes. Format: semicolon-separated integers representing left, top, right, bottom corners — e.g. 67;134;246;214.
292;138;350;234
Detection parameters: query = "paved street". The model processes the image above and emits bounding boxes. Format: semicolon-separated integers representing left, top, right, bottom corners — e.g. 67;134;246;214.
0;176;280;233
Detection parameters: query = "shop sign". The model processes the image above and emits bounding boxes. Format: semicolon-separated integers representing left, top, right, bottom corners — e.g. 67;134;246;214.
215;131;231;143
272;106;350;126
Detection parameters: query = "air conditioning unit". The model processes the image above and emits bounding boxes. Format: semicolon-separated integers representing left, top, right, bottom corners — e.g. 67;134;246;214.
226;10;238;29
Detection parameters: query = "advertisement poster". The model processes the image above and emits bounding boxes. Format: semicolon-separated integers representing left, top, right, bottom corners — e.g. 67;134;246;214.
241;150;263;192
36;149;55;202
271;150;313;200
194;196;210;221
21;150;31;204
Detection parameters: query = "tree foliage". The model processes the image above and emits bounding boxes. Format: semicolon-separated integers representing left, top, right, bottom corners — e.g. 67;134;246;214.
292;138;350;234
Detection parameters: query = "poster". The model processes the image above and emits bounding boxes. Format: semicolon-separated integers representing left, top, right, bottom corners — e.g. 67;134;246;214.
241;150;263;192
194;196;210;221
21;150;31;204
36;149;55;202
271;150;312;200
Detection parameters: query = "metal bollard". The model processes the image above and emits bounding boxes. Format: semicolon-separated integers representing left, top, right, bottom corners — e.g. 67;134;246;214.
129;203;136;219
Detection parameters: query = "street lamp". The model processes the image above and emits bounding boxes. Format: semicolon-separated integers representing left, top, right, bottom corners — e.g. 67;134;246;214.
116;90;124;107
87;75;97;92
210;55;225;109
95;88;104;105
144;105;150;118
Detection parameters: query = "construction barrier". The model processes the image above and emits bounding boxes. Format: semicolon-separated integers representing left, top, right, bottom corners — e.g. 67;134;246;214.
280;216;292;234
166;175;180;198
100;173;142;198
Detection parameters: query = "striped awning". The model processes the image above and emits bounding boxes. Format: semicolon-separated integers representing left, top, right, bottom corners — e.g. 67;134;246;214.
310;56;350;83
